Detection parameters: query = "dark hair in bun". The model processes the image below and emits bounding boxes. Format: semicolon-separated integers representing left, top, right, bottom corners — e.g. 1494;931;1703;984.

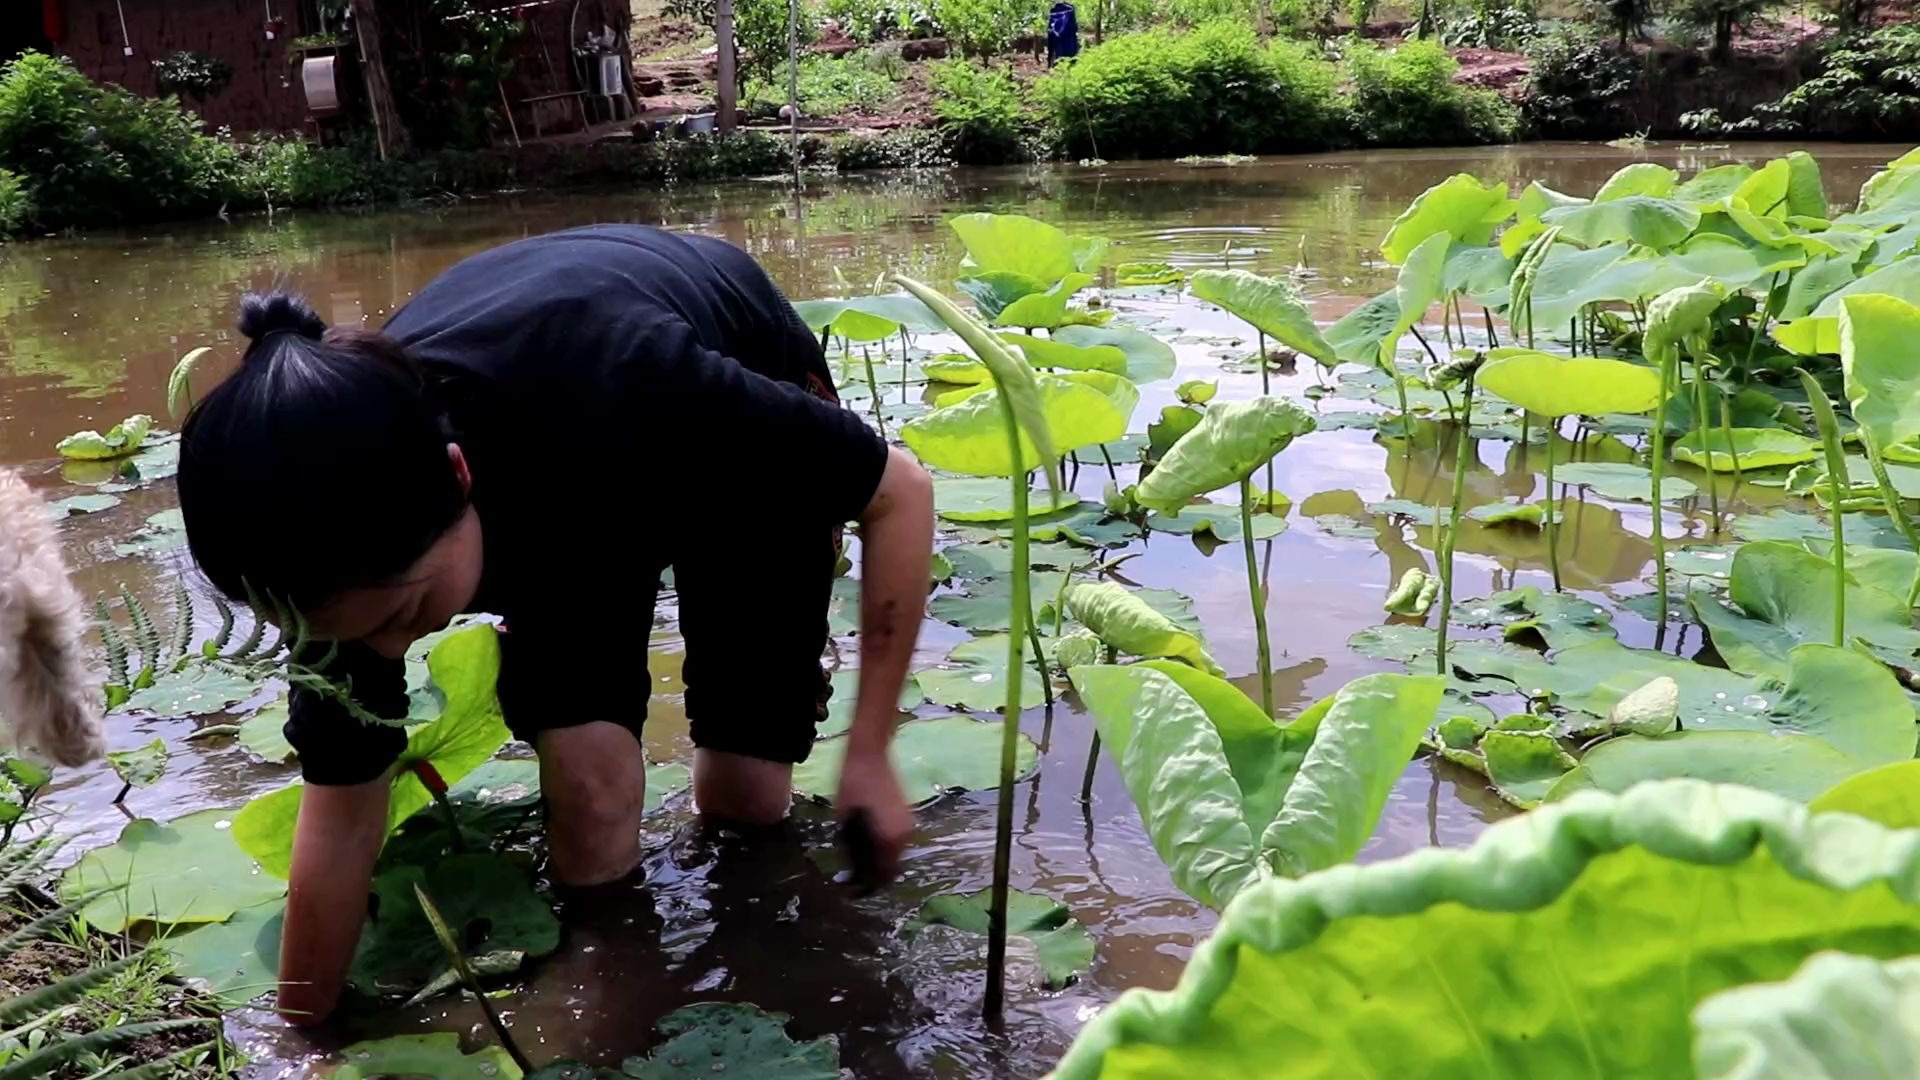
179;289;467;612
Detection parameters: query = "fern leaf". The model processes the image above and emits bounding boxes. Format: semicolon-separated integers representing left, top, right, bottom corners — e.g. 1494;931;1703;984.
0;836;60;896
226;608;266;663
167;580;193;667
96;599;129;689
120;587;160;672
0;888;116;962
99;1038;219;1079
0;1018;211;1080
0;952;142;1027
205;594;234;658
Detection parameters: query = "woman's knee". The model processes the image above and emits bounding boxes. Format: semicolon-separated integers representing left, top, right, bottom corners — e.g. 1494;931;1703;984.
692;749;793;827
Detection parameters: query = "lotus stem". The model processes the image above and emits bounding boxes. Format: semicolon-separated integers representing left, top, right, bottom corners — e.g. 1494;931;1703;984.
1827;473;1848;646
1719;393;1744;494
859;345;885;436
1024;602;1054;708
415;884;535;1076
1098;444;1119;485
1483;307;1499;349
1743;271;1783;376
1392;368;1413;444
899;328;910;404
1689;356;1721;531
1651;354;1675;630
1256;330;1270;396
984;396;1028;1021
1240;476;1274;716
1543;419;1561;591
1436;373;1475;675
1081;733;1099;804
1861;429;1920;606
429;783;466;854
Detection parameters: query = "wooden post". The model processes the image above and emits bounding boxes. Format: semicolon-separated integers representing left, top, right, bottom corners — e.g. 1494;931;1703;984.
715;0;737;133
351;0;412;158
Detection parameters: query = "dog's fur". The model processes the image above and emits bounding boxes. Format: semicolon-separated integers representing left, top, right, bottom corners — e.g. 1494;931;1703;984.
0;469;104;766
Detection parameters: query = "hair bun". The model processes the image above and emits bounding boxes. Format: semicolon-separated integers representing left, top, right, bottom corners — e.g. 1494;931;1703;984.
237;291;326;344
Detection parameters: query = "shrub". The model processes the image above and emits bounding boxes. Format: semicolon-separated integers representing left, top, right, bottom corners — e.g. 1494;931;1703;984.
820;126;955;170
0;167;31;233
934;0;1042;59
1033;21;1342;159
1343;38;1518;147
1439;1;1538;48
1754;26;1920;136
823;0;940;41
749;52;901;114
930;59;1027;162
1519;30;1640;138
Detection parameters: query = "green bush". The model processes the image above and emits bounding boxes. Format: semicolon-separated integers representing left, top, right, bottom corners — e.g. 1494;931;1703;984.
935;0;1043;59
0;168;31;232
1755;26;1920;136
1343;38;1517;147
749;52;901;114
1033;21;1342;159
823;0;940;41
1520;30;1639;137
930;58;1028;162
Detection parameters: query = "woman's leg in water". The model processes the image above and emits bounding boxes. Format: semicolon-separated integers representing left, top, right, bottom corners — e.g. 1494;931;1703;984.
538;721;649;886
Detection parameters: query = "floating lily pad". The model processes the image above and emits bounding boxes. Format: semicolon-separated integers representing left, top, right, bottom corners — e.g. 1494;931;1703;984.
161;899;284;1006
111;507;187;558
1730;508;1911;549
46;492;120;518
350;853;560;997
1667;543;1743;579
934;477;1080;522
1478;729;1577;808
941;539;1084;580
911;888;1095;988
914;636;1049;711
329;1033;523;1080
1688;541;1920;678
1347;624;1441;662
1674;428;1820;472
237;699;295;764
120;662;264;719
59;807;288;933
107;737;169;790
1366;499;1442;526
1053;324;1177;383
1464;501;1545;526
1451;587;1616;649
1145;502;1289;541
1556;462;1698;502
1551;728;1882;803
994;504;1142;547
795;715;1037;803
929;571;1070;633
821;668;926;739
623;1002;839;1080
57;414;152;460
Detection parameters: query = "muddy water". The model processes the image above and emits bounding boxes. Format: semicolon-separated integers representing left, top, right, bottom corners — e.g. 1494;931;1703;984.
0;141;1887;1078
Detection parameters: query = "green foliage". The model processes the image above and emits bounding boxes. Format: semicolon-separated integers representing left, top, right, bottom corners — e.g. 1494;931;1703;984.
736;0;821;90
1034;21;1343;160
1439;0;1539;48
0;167;30;232
1669;0;1774;61
930;60;1029;163
824;0;939;40
1521;30;1640;137
934;0;1040;59
1756;27;1920;137
150;50;232;101
749;52;900;115
1343;38;1518;148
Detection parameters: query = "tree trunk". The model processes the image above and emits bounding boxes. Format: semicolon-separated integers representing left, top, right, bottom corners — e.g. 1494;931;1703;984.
716;0;738;133
1712;12;1734;63
351;0;412;159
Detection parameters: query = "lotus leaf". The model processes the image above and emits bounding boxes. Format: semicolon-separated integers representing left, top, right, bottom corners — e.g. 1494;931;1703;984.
1553;728;1889;803
935;477;1080;522
1188;269;1337;366
929;570;1069;633
950;212;1085;284
1048;779;1920;1080
1672;163;1755;203
903;371;1135;479
623;1002;839;1080
1501;181;1586;257
911;888;1095;988
1773;257;1920;354
1688;541;1920;677
107;737;168;789
1442;243;1517;297
1143;502;1288;541
794;715;1037;802
942;539;1082;579
330;1034;523;1080
1809;760;1920;826
111;507;187;559
1476;348;1663;417
1478;729;1576;807
1451;586;1615;649
1492;241;1627;321
1692;951;1920;1080
1378;174;1515;265
1054;324;1177;383
161;898;283;1005
821;668;926;741
994;503;1143;546
1839;294;1920;454
1543;195;1701;250
1323;288;1402;364
1062;581;1221;674
59;808;288;932
1133;398;1317;513
234;625;507;877
1595;162;1678;202
1387;232;1453;358
924;355;990;384
114;661;263;719
1781;254;1858;320
1669;233;1807;286
1555;461;1698;502
1673;428;1820;471
56;414;152;460
46;492;118;517
914;635;1050;711
1001;333;1127;374
1070;663;1441;908
1147;404;1202;459
998;274;1096;329
792;294;941;336
349;853;559;995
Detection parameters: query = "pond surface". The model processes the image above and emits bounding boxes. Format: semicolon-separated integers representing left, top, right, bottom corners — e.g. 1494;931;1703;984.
0;140;1895;1078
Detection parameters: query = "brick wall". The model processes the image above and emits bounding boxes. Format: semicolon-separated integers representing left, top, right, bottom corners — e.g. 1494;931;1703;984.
58;0;313;136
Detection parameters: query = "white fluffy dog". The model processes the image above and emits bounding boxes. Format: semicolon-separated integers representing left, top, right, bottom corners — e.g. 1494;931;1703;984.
0;468;104;766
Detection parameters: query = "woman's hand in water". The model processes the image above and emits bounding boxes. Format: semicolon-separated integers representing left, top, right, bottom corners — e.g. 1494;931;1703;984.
834;748;914;882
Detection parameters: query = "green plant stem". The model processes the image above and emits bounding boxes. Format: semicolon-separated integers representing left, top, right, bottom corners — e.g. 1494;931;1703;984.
1742;271;1783;375
1827;470;1849;646
1024;606;1054;708
859;345;885;436
1861;430;1920;606
429;784;466;854
1436;374;1475;675
1483;306;1499;348
1719;394;1744;492
1097;444;1119;484
1543;418;1561;591
415;884;534;1075
1257;329;1276;490
984;398;1028;1022
1651;354;1675;629
1689;356;1722;530
899;328;911;404
1240;476;1274;716
1392;368;1413;444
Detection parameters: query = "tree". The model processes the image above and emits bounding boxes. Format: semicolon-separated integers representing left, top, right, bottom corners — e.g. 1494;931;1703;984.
1672;0;1773;62
350;0;412;157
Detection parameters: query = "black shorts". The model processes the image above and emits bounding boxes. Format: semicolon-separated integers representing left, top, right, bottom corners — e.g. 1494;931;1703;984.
494;372;848;766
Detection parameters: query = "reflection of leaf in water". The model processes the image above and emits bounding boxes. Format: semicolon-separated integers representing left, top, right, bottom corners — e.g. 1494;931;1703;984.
911;888;1094;988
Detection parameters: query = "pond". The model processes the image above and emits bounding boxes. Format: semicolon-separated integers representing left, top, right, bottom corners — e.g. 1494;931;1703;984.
0;140;1902;1079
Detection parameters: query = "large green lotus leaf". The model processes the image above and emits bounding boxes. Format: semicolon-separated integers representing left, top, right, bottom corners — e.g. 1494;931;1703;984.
349;853;559;996
1388;232;1452;355
1689;542;1920;677
950;212;1080;284
1054;325;1177;383
1595;162;1678;202
59;807;288;933
331;1033;524;1080
1692;951;1920;1080
941;538;1083;579
1732;509;1913;550
934;476;1079;522
1482;240;1625;314
1188;269;1337;366
1673;163;1755;204
1784;151;1829;218
1810;760;1920;828
1539;253;1701;332
119;660;263;718
1668;233;1807;286
1450;586;1616;650
928;570;1068;633
793;294;941;337
1143;501;1288;541
1781;254;1859;320
914;635;1048;711
1479;729;1577;808
1839;294;1920;453
623;1002;839;1080
1324;288;1402;364
1002;332;1127;374
1133;398;1317;512
1543;195;1701;251
1442;243;1517;298
830;306;901;343
237;698;295;764
1733;156;1794;217
161;898;284;1006
1500;181;1587;257
1552;729;1887;803
1046;779;1920;1080
55;413;152;461
1774;256;1920;354
1378;173;1515;265
998;273;1095;329
924;354;991;384
233;625;507;878
1556;461;1698;502
1476;348;1663;418
794;715;1037;803
911;888;1095;988
1063;581;1221;675
902;371;1136;478
1673;428;1820;472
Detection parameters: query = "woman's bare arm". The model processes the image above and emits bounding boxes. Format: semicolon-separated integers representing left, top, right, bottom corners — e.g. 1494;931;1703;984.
275;773;391;1025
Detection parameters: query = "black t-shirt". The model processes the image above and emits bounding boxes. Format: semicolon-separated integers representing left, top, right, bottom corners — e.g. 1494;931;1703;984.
286;225;887;784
